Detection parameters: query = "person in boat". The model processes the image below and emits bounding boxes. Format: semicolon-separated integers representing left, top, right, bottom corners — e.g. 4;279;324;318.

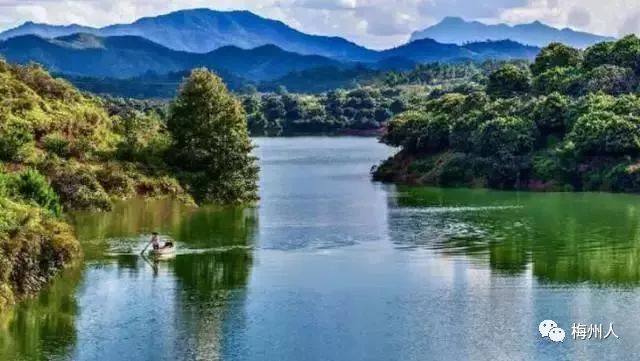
150;232;161;250
142;232;174;256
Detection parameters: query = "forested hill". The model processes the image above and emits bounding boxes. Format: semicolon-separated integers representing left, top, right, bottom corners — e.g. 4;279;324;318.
0;33;339;81
0;9;375;62
374;35;640;195
0;32;540;92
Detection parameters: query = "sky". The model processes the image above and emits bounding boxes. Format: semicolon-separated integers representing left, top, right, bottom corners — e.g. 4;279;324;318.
0;0;639;49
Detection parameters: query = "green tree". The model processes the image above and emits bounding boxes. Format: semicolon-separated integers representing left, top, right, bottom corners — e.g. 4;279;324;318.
531;43;582;76
474;116;536;157
486;64;531;98
532;66;582;95
569;111;640;156
584;65;637;95
168;68;259;204
583;42;614;70
531;93;571;135
609;35;640;72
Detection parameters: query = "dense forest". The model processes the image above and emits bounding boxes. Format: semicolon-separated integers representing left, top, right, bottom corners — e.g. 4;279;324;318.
0;60;257;310
373;35;640;193
96;61;525;136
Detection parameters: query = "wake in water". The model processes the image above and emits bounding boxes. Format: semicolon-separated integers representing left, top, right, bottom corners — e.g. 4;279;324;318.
391;205;523;214
88;235;253;257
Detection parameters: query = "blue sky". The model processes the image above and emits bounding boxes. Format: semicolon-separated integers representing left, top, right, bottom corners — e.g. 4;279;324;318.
0;0;637;49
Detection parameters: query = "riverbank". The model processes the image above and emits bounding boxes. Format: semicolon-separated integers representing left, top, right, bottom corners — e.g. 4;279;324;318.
373;150;640;193
0;63;257;311
0;198;80;311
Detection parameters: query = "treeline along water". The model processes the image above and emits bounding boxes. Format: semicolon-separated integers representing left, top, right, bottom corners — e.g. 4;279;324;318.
1;137;640;360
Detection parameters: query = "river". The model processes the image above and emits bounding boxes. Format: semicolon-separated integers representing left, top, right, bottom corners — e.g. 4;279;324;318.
1;137;640;360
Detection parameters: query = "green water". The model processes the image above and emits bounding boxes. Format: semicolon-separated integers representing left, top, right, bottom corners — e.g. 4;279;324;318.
2;137;640;360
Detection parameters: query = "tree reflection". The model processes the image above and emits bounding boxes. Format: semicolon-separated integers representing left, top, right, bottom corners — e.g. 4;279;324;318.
0;267;82;361
1;198;258;361
391;186;640;285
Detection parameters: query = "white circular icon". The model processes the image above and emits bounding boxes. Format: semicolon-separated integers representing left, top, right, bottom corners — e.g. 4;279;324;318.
548;327;566;342
539;320;558;337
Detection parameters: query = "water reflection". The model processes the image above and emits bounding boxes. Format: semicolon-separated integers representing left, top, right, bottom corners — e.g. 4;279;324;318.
0;267;82;361
391;186;640;285
1;198;257;361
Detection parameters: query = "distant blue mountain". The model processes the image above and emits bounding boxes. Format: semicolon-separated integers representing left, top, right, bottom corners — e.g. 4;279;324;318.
0;33;540;81
0;21;96;40
0;9;375;62
0;33;339;81
411;17;614;48
379;38;539;63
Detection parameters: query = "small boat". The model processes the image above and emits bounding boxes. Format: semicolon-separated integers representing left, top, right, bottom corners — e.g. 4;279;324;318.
147;247;176;259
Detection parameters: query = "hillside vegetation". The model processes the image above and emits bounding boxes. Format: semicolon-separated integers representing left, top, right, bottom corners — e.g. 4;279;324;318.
374;35;640;193
0;59;257;310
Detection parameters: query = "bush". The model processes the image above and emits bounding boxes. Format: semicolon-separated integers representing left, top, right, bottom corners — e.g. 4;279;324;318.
43;133;71;158
94;164;136;199
0;198;79;309
14;169;62;216
48;163;112;211
0;118;33;162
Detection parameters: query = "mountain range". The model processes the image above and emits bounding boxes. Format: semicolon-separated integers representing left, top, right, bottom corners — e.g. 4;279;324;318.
411;17;614;48
0;33;539;81
0;9;374;62
0;33;339;80
0;8;612;94
0;9;611;63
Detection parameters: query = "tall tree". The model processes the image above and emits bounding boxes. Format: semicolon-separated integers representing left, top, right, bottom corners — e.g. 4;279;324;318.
168;68;259;204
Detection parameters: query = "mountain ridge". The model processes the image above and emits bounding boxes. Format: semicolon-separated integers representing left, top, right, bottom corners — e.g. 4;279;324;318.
0;8;376;62
411;17;614;48
0;32;540;81
0;33;340;81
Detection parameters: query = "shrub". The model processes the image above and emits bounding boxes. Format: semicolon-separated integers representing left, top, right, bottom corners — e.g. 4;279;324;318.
0;118;33;162
0;198;80;310
49;163;112;211
14;169;62;216
43;133;71;158
94;164;136;199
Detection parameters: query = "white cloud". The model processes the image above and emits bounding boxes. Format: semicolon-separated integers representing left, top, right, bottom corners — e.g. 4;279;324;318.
0;0;639;49
498;0;640;36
